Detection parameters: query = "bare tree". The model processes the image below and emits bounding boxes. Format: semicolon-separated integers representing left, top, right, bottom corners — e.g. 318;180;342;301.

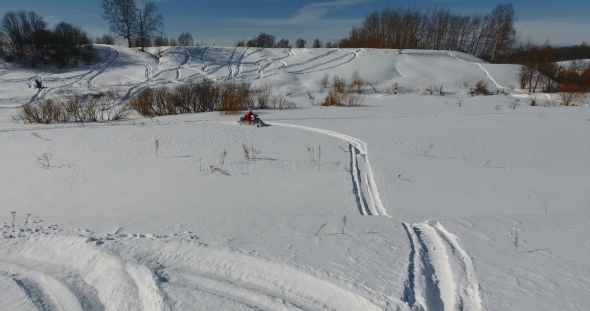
178;31;193;46
100;33;115;45
486;3;516;63
133;2;163;51
276;38;289;48
312;38;323;48
101;0;137;48
169;37;177;46
295;38;306;48
246;32;275;48
1;10;47;57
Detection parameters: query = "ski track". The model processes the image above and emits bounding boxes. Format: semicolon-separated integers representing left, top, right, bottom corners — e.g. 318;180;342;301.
401;221;483;311
268;122;388;217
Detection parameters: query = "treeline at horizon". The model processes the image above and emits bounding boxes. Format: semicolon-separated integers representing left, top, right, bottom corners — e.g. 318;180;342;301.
0;10;93;67
1;3;589;69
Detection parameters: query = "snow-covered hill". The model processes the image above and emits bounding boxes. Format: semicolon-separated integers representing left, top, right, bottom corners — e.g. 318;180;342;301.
1;45;588;310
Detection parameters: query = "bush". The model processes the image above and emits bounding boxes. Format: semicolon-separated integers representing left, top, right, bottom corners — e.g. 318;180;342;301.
423;84;444;95
323;89;364;107
320;73;329;89
255;83;273;109
348;70;365;93
219;82;250;115
472;80;489;95
332;76;346;93
559;84;587;106
13;91;128;124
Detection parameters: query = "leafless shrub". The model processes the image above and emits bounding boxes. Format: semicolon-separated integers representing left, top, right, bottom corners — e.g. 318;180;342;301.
559;84;587;106
341;214;347;234
269;95;297;109
242;143;260;161
494;104;502;110
543;98;558;107
323;89;364;107
305;145;322;171
255;83;273;109
219;149;228;167
472;80;489;95
508;100;520;109
219;82;250;115
24;214;31;228
37;152;52;169
154;139;159;158
348;70;365;93
526;95;537;106
456;99;463;107
424;84;444;96
332;76;346;93
540;195;548;214
9;212;16;238
308;92;320;106
386;82;399;95
320;73;330;88
242;143;250;161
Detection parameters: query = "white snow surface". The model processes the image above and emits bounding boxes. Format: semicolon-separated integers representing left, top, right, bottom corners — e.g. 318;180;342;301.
1;45;589;311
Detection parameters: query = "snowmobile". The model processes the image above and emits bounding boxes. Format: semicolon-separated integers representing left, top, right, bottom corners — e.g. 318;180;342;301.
238;114;266;127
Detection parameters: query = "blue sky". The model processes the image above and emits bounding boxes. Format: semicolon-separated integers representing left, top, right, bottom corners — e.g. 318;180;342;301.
2;0;589;46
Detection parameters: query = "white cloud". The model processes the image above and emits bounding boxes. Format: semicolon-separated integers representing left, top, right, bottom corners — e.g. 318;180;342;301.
225;0;371;25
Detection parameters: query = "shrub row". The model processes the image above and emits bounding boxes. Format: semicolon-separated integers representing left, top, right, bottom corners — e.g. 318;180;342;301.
130;80;296;117
13;91;128;124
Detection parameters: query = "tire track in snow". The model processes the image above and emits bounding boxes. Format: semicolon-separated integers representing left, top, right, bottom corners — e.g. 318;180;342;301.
88;45;120;87
162;269;310;310
0;260;104;311
401;221;483;311
446;51;508;91
288;49;358;74
3;235;392;311
268;122;387;217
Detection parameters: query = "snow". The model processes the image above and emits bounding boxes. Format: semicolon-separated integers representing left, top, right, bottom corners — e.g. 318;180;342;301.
1;45;589;310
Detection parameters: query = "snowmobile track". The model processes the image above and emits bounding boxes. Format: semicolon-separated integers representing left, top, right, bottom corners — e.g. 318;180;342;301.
401;221;483;311
268;122;387;217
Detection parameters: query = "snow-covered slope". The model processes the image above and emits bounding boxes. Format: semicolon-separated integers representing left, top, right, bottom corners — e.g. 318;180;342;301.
1;45;588;311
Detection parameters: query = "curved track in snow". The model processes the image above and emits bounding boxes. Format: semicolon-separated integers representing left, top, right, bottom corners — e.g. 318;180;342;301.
1;233;396;311
269;122;388;217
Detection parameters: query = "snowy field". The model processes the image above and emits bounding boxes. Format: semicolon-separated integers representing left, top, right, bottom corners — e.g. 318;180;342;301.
1;45;589;310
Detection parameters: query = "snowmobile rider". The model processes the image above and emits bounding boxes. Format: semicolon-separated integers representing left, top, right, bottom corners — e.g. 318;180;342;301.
245;110;258;124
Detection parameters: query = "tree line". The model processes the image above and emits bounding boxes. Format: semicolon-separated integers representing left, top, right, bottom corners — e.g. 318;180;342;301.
235;33;337;49
0;10;93;67
339;4;516;63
